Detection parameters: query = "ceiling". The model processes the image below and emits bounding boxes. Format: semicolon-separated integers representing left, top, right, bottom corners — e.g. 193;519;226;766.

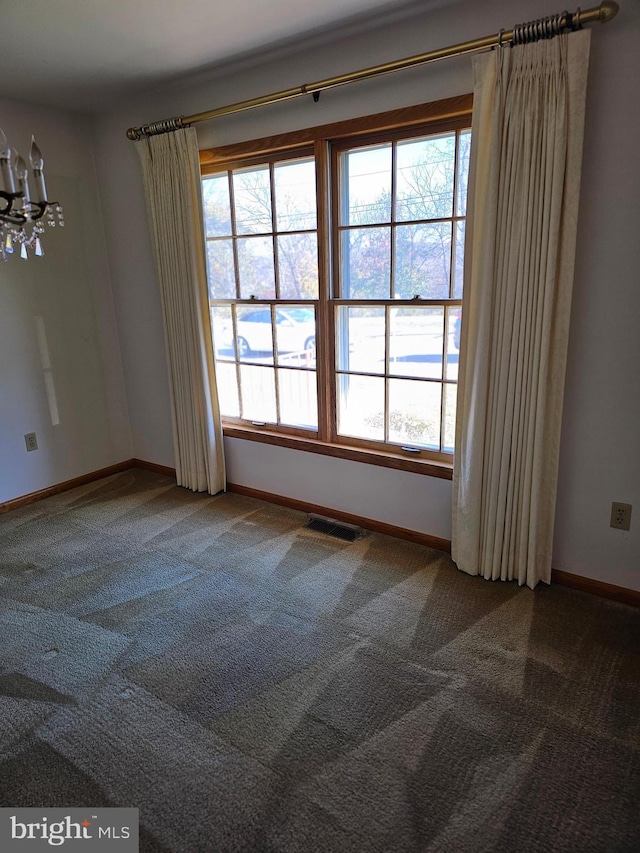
0;0;433;113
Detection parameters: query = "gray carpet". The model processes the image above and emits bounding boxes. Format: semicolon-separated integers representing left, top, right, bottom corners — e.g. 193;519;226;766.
1;468;638;852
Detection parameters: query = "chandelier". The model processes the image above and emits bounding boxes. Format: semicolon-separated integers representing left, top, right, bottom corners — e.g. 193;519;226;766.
1;129;64;260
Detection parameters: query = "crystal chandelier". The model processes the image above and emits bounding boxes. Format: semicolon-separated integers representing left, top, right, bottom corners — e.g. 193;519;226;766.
1;129;64;260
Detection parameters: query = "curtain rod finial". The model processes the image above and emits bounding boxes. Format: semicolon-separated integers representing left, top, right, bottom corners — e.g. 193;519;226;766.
599;1;619;22
127;127;141;140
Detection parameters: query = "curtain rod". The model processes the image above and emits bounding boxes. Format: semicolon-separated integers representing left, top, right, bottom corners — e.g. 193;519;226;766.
126;0;618;141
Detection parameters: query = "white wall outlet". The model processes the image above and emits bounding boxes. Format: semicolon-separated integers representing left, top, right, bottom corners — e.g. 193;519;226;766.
610;502;632;531
24;432;38;452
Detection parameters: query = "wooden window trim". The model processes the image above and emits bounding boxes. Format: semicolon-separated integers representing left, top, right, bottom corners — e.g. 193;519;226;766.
223;424;453;480
200;94;472;171
203;95;472;475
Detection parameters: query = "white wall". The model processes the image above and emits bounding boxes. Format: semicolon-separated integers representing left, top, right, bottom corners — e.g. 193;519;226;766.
0;98;132;504
93;0;640;589
224;438;454;541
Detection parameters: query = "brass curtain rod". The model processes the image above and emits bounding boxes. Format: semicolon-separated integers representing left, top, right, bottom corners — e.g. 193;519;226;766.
126;0;618;140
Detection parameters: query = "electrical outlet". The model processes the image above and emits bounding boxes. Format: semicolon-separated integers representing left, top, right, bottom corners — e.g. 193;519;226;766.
24;432;38;452
610;502;632;531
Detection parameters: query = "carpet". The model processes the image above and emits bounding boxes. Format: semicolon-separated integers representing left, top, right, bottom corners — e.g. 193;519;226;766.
1;468;638;851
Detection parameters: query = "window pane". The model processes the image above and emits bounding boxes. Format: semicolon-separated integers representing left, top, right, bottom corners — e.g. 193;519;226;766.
240;365;276;422
388;379;441;449
278;368;318;429
396;133;455;221
336;374;385;441
274;305;316;366
456;130;472;217
206;239;236;299
211;305;235;361
446;306;461;380
341;227;391;299
336;305;385;373
233;166;272;234
215;361;240;418
236;305;274;364
394;222;451;299
237;236;275;299
342;145;391;226
277;233;318;299
202;175;232;237
443;382;457;453
274;159;317;231
389;306;444;380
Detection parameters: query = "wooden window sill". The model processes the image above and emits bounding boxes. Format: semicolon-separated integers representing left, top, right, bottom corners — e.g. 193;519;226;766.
222;424;453;480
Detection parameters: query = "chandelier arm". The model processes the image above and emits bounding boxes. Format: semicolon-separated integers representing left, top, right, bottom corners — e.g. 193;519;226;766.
0;193;27;225
1;213;28;227
0;190;20;218
0;193;58;224
29;200;55;222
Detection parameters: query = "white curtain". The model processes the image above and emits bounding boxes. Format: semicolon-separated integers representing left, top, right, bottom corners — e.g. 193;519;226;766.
136;127;225;494
452;31;591;589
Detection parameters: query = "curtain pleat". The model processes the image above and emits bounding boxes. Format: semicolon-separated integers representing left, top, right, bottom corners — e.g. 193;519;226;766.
452;31;591;589
136;128;225;494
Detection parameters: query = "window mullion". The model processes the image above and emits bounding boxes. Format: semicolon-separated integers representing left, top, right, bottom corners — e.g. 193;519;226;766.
315;139;334;442
270;163;280;300
227;171;241;298
384;305;391;444
439;309;447;452
386;142;396;444
231;304;244;419
450;131;461;300
271;303;282;426
390;141;397;300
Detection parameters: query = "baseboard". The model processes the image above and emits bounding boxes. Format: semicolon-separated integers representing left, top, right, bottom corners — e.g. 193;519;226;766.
0;459;136;514
226;481;452;553
0;459;179;515
551;569;640;608
133;458;177;478
3;462;637;607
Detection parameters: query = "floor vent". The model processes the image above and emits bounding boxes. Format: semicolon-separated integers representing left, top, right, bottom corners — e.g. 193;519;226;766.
304;515;363;542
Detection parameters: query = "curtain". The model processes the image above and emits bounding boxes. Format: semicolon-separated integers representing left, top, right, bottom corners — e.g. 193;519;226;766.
452;30;591;589
136;127;225;494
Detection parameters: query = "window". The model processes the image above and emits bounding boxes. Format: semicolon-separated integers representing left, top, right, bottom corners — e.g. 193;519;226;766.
201;97;472;470
204;152;319;431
